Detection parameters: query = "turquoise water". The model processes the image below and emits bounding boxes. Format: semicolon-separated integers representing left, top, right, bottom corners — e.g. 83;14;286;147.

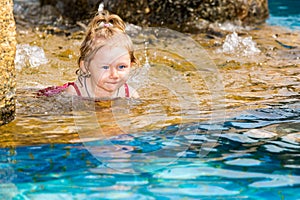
1;102;300;199
1;1;300;199
267;0;300;30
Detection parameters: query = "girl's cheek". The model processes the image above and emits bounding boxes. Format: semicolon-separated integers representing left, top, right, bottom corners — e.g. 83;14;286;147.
95;71;107;80
123;72;130;80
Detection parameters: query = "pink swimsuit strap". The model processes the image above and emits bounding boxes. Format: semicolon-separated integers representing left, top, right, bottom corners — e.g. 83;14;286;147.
67;82;82;96
124;83;130;98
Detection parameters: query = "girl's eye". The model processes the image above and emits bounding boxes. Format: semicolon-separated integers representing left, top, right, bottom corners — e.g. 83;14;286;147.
118;65;127;70
102;66;109;70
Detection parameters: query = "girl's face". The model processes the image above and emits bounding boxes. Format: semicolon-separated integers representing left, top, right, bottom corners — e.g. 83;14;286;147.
86;45;132;96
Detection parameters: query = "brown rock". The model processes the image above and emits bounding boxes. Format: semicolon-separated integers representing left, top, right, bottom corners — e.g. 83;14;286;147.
0;0;17;125
15;0;269;32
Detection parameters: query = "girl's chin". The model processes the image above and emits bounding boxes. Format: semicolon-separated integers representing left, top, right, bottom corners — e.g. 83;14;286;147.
99;87;119;94
104;83;122;90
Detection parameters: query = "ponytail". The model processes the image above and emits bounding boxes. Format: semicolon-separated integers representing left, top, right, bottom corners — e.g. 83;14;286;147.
88;10;126;38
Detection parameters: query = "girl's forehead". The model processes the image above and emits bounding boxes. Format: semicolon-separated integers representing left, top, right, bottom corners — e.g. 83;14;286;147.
99;45;128;54
92;45;130;65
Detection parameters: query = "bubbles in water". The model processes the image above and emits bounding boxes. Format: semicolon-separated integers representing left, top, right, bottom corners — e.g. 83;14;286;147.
218;32;261;56
15;44;48;70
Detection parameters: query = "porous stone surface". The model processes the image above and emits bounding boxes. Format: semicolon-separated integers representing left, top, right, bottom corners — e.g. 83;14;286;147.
17;0;269;32
0;0;17;125
102;0;269;32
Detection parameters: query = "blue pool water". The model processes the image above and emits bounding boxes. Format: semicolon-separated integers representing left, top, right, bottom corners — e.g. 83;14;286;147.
267;0;300;30
1;103;300;199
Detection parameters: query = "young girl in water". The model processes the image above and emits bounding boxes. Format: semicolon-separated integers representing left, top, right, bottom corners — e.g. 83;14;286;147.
39;10;139;98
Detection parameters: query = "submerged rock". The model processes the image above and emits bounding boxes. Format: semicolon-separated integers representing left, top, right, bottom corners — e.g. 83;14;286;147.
16;0;269;32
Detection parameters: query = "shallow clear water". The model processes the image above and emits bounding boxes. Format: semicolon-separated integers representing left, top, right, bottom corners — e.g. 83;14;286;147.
0;1;300;199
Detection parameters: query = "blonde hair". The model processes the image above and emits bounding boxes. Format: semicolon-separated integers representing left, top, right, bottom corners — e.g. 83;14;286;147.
76;10;137;79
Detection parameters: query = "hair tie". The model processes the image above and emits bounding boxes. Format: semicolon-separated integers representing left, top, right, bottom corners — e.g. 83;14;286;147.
99;21;113;28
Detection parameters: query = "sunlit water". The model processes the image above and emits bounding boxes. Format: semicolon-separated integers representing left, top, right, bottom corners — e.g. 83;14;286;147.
1;1;300;199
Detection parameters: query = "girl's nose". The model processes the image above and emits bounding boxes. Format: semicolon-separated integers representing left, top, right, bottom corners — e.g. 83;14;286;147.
109;68;119;79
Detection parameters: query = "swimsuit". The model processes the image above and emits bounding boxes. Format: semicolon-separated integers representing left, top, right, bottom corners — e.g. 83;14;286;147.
37;82;130;97
37;82;79;97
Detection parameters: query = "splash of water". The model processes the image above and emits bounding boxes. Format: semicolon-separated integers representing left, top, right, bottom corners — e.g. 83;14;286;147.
129;39;151;84
218;32;261;56
14;44;48;70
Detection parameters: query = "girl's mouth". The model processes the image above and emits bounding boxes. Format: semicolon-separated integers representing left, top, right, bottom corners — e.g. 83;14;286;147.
107;82;118;84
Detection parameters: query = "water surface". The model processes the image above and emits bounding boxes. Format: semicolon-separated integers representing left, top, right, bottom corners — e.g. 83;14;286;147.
267;0;300;30
0;1;299;199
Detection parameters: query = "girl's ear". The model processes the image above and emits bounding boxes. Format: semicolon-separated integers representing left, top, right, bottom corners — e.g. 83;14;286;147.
130;61;136;68
80;60;87;73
